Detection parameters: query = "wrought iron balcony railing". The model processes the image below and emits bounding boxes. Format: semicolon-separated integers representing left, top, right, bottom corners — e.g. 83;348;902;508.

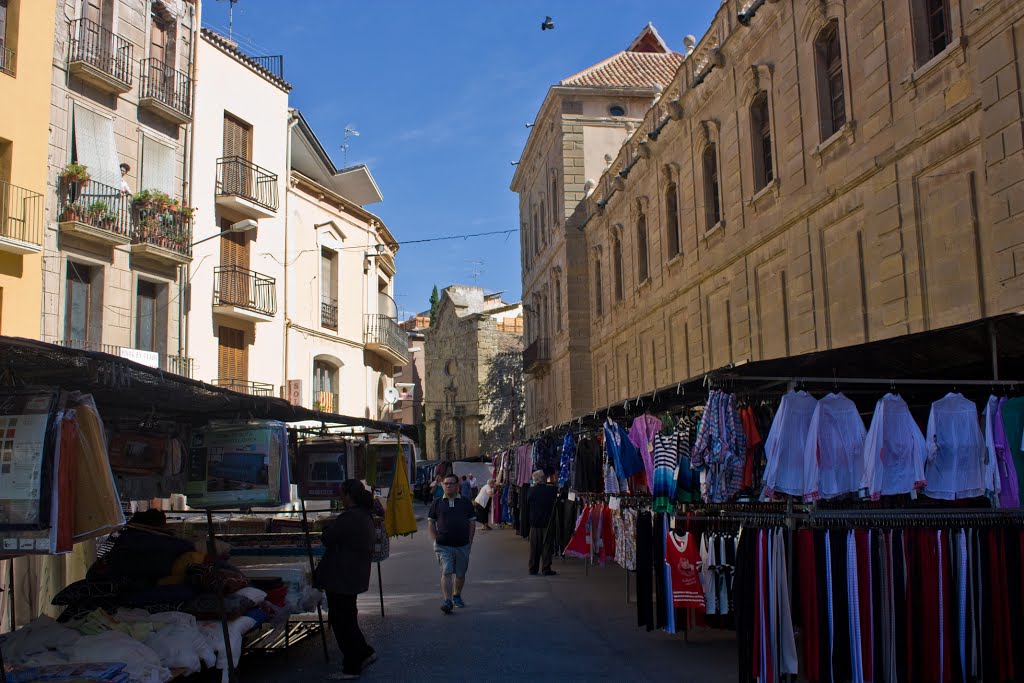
58;178;133;240
69;18;133;87
213;265;278;317
249;55;284;79
216;156;279;212
211;379;275;396
0;180;44;248
47;338;194;378
139;57;192;120
133;206;193;259
364;314;409;364
523;338;551;373
0;38;14;76
321;297;338;330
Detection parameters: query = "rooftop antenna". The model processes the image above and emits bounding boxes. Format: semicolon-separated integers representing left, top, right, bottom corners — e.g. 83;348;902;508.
341;125;360;166
216;0;240;42
465;258;483;285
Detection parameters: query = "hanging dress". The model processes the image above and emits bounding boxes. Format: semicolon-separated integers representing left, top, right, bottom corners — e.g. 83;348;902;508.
803;392;867;501
861;394;928;500
924;393;986;500
761;390;819;498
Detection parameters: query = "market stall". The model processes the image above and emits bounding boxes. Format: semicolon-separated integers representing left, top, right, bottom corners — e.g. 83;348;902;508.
0;336;416;683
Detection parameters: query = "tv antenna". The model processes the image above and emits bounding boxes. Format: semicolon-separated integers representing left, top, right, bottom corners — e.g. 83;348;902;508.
216;0;241;42
341;125;360;166
465;258;483;285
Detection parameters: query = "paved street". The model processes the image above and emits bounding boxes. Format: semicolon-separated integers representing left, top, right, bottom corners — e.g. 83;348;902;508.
241;504;737;682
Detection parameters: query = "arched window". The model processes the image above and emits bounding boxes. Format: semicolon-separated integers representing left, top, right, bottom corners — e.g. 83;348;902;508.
594;259;603;317
703;145;721;230
816;20;846;139
912;0;952;65
554;277;562;332
612;233;624;302
665;178;680;258
313;360;338;413
636;210;649;283
751;92;773;190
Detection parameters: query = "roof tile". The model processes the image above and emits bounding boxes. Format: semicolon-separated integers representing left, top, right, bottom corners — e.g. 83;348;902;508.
560;50;683;89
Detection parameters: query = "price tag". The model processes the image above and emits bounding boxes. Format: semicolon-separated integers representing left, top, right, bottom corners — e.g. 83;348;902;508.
567;491;576;502
608;496;621;510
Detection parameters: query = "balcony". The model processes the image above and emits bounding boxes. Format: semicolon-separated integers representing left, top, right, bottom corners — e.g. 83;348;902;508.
211;379;275;396
68;18;133;94
0;38;15;76
523;338;551;375
313;391;338;413
213;265;277;322
130;206;193;266
215;157;278;219
47;338;194;378
364;314;409;365
249;55;284;80
58;179;133;247
321;297;338;330
139;58;192;124
0;180;44;254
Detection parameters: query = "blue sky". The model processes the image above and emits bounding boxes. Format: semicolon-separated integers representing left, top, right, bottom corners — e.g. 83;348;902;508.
201;1;720;319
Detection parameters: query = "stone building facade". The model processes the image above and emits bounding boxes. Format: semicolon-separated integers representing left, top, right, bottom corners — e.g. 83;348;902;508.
512;24;682;434
42;0;197;373
424;286;522;460
573;0;1024;410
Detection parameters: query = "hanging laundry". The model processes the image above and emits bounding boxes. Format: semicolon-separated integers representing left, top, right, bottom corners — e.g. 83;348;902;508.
572;436;604;493
761;390;819;499
651;430;679;513
666;531;704;609
674;417;701;504
924;393;987;500
803;393;867;501
628;414;662;492
563;505;593;560
861;394;927;500
691;391;746;503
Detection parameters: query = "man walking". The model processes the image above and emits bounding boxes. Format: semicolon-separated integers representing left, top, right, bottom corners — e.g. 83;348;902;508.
527;470;558;576
428;474;476;614
459;475;472;499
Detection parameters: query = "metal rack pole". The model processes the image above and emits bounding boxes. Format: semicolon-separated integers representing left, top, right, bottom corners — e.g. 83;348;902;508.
299;498;329;664
206;508;238;683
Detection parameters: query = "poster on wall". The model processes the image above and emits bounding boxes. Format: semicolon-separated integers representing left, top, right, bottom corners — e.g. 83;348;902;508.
186;421;286;508
297;439;350;500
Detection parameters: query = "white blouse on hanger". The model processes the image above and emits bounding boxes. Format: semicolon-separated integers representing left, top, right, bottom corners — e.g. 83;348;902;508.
861;393;928;499
924;392;986;500
802;392;867;501
761;390;818;498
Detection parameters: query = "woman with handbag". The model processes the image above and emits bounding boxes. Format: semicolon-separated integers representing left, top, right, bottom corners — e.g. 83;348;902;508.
317;479;378;680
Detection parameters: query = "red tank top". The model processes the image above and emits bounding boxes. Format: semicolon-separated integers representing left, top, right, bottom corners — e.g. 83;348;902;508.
667;531;704;609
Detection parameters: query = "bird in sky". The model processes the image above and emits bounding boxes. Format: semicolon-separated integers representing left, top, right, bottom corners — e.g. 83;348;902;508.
541;16;554;31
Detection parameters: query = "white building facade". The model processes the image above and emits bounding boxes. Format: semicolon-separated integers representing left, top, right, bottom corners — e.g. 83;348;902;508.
285;111;406;420
185;28;289;393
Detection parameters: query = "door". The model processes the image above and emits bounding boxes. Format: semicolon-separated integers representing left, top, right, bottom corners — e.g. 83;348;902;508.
65;265;91;344
219;219;249;307
135;280;157;352
148;13;169;98
222;114;252;198
82;0;110;68
217;326;247;390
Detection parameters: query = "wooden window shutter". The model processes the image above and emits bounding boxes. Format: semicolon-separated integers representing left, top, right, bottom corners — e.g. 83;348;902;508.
222;114;250;160
218;326;247;384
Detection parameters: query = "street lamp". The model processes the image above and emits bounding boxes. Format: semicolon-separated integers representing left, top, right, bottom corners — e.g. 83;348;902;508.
189;218;257;247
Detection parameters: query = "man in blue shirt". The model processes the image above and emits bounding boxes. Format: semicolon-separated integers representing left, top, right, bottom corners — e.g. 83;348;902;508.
428;474;476;613
459;475;472;499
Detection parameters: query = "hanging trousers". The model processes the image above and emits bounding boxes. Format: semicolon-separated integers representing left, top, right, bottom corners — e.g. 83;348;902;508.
636;510;654;631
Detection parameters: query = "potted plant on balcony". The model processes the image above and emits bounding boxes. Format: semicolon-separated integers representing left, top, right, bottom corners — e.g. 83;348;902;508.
86;200;108;226
60;201;84;223
132;189;155;212
172;204;195;221
59;163;91;187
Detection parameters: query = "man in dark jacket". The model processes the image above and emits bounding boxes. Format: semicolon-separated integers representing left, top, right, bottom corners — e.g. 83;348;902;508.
526;470;558;576
317;480;377;679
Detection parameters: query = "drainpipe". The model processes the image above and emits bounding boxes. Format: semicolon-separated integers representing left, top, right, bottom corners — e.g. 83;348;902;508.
180;2;201;368
283;111;300;397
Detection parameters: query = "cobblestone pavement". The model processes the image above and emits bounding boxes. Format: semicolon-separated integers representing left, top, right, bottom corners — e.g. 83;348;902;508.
240;504;737;682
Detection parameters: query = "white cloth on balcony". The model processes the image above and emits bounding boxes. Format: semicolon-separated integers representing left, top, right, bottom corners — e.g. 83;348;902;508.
72;103;120;189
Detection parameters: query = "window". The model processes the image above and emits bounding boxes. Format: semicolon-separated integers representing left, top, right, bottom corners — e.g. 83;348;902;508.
539;200;546;238
594;259;603;317
321;248;338;329
613;233;624;302
135;280;157;352
816;21;846;139
313;360;338;412
65;263;92;343
550;174;558;226
72;103;120;188
751;92;773;190
532;210;540;254
141;135;176;197
217;325;247;384
914;0;952;64
609;104;626;117
665;179;680;258
554;277;562;332
0;0;12;76
703;145;721;230
636;210;649;283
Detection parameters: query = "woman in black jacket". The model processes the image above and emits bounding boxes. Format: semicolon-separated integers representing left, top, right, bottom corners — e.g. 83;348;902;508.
317;479;377;679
